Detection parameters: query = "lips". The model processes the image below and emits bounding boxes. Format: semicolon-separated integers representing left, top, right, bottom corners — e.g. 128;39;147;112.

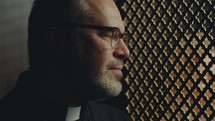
109;67;123;75
106;61;124;77
109;67;122;70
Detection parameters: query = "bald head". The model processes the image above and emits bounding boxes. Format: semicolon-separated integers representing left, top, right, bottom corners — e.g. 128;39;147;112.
28;0;91;67
86;0;125;32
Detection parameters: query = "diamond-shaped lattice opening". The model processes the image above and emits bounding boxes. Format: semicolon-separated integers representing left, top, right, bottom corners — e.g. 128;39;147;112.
121;0;214;120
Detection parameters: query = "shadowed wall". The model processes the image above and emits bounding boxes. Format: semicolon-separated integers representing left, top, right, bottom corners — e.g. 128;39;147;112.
0;0;33;98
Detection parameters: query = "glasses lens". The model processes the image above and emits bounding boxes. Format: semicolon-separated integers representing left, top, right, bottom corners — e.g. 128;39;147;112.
111;28;130;48
111;28;120;47
122;33;130;47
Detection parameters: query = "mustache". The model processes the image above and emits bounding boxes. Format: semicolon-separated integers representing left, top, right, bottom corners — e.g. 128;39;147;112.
106;60;124;69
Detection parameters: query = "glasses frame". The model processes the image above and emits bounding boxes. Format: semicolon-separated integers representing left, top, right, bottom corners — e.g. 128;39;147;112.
59;23;129;48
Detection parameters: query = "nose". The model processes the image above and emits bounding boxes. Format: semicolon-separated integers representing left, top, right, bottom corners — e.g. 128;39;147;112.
113;39;130;59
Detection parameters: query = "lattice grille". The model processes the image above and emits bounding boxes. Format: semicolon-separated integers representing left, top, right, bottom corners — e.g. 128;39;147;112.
121;0;214;120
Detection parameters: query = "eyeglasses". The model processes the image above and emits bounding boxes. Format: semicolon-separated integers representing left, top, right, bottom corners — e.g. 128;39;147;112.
60;23;130;48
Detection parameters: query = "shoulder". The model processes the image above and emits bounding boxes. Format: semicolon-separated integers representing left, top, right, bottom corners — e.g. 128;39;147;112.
88;101;131;121
0;71;42;121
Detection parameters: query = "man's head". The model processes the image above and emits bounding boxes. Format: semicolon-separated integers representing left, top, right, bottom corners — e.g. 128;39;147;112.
28;0;130;106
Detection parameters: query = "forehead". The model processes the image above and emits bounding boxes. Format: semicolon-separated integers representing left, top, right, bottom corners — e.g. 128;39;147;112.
86;0;125;32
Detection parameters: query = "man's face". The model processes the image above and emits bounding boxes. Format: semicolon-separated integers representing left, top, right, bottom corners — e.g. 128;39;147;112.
67;0;130;99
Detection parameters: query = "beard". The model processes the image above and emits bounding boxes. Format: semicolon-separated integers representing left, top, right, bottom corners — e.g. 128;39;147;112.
82;61;123;100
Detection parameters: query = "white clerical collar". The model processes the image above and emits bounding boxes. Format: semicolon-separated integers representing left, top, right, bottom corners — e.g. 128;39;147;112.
65;106;81;121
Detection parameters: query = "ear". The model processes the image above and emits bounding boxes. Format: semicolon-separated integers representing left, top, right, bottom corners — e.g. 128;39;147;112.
43;27;63;48
42;27;66;58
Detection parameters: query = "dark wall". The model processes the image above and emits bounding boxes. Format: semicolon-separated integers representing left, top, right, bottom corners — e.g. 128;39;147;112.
0;0;33;98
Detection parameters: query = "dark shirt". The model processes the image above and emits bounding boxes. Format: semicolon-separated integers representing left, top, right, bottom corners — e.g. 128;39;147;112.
0;71;131;121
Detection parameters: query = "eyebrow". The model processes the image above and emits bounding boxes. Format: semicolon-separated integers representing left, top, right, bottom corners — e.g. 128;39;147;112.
61;23;118;32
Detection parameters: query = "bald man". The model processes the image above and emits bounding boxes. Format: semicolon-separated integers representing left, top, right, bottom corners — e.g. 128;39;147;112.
0;0;131;121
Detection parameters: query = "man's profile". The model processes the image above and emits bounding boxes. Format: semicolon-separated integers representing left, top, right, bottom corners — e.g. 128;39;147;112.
0;0;131;120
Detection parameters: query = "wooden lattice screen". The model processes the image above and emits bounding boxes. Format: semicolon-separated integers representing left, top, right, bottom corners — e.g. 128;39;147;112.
119;0;215;120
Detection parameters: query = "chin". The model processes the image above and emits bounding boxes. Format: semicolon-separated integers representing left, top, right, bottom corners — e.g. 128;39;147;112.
94;76;123;98
84;67;123;99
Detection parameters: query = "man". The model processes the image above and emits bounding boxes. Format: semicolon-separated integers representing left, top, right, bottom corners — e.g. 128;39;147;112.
0;0;131;120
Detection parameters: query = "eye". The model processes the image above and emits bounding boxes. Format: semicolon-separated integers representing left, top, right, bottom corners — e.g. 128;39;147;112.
112;28;121;41
98;31;112;40
122;33;130;46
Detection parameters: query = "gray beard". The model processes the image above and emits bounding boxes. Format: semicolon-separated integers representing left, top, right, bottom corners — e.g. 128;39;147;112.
83;68;123;100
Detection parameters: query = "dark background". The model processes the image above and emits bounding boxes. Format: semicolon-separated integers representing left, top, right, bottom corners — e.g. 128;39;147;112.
0;0;214;120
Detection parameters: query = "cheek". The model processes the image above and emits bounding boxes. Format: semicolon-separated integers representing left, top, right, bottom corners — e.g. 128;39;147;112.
97;51;111;71
80;31;113;72
88;48;111;72
84;45;112;73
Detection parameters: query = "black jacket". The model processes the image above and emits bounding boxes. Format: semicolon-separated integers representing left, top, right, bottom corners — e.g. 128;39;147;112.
0;71;131;121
